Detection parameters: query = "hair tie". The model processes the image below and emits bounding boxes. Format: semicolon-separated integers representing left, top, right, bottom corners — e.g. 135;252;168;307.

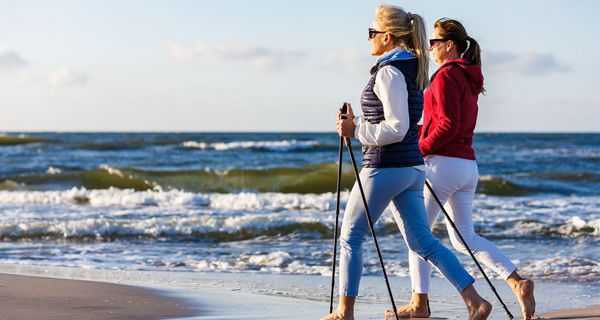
406;12;413;21
461;37;472;57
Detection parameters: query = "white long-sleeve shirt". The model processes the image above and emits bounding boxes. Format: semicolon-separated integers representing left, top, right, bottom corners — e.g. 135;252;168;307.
352;48;425;171
353;65;410;146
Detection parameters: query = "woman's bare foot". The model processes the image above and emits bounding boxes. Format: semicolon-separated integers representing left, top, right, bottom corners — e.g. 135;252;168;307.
511;278;536;320
461;285;492;320
467;299;492;320
319;310;353;320
384;303;430;319
322;296;355;320
384;293;430;319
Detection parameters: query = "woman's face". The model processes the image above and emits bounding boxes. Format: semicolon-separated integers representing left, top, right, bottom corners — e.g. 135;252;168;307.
369;20;388;56
429;27;450;65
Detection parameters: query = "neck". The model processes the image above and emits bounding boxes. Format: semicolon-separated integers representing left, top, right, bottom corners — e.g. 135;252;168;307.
380;46;400;56
440;52;461;65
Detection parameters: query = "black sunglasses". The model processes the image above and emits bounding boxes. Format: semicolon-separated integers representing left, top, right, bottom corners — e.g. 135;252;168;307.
368;28;386;39
429;38;449;47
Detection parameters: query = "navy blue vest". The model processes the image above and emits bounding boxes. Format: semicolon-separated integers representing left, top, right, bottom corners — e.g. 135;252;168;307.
360;57;424;168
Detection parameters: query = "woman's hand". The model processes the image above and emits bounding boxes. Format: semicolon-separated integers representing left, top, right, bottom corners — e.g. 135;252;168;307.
336;103;356;138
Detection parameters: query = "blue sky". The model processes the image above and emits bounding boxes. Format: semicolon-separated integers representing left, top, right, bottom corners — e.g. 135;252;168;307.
0;0;597;132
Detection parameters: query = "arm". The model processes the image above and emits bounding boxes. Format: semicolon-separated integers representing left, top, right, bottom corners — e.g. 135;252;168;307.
354;65;410;146
419;69;462;154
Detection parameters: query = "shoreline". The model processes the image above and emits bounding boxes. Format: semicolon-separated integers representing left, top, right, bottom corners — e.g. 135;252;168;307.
0;264;599;319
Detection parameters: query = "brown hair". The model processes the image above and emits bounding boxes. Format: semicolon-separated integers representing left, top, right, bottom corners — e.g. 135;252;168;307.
434;18;481;66
375;5;429;89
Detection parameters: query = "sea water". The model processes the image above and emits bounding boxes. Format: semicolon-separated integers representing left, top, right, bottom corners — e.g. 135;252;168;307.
0;132;598;285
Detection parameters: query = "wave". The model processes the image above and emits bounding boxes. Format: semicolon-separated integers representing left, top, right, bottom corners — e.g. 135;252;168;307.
520;256;600;283
0;188;343;211
0;135;52;146
529;171;600;182
1;216;597;242
75;141;150;151
2;164;544;196
1;164;357;194
0;216;333;242
74;137;185;151
182;139;329;152
0;188;598;241
476;175;535;196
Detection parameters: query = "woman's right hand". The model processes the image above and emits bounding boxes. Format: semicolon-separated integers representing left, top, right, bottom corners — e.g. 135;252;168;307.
336;103;356;138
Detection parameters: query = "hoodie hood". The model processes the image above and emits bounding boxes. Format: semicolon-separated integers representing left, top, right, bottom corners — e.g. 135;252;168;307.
435;58;484;94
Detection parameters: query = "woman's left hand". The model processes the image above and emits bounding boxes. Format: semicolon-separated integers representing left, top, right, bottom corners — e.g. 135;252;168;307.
336;102;356;138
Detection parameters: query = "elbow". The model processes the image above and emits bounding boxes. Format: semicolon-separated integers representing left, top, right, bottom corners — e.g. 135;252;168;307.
388;121;408;143
440;120;460;138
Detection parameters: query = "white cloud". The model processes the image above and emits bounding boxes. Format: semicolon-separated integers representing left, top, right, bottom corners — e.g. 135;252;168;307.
322;47;373;75
168;42;307;71
484;50;570;76
0;47;28;72
49;67;89;87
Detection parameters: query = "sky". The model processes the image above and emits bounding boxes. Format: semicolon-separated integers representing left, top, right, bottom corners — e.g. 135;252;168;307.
0;0;598;132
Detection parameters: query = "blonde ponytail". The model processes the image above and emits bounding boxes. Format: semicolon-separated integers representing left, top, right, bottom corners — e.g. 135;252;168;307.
375;5;429;90
408;14;430;90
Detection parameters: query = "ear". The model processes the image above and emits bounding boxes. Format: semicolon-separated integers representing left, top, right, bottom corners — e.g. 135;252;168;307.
446;40;455;52
384;34;392;45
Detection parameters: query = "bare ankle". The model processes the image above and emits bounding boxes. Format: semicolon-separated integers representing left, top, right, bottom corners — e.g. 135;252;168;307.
411;292;429;308
507;270;524;287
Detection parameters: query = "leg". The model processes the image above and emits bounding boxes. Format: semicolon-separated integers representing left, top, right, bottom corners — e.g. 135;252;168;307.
442;161;535;319
394;156;463;317
445;190;518;280
392;175;450;317
391;170;473;294
324;168;408;320
385;169;489;319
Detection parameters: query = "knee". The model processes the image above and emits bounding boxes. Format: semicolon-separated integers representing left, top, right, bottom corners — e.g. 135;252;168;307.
339;228;368;252
406;234;438;259
449;232;476;254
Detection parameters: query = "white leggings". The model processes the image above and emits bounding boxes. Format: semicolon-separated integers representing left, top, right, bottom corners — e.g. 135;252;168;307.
406;155;517;293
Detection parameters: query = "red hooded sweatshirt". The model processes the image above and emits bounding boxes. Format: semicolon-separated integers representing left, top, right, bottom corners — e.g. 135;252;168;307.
419;58;484;160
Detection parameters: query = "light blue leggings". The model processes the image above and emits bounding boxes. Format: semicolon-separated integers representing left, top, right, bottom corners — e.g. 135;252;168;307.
339;167;474;296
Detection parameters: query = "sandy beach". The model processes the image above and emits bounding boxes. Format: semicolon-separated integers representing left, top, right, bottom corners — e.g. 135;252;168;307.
540;305;600;319
0;273;195;320
0;263;598;320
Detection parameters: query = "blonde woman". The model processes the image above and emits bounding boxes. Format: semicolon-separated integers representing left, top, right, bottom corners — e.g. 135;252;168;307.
322;6;491;320
393;18;536;320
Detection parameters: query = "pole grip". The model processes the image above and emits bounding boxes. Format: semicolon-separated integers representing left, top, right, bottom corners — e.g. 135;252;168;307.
341;103;351;146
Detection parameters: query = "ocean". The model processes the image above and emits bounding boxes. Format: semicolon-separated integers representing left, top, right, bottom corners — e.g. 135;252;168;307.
0;132;599;285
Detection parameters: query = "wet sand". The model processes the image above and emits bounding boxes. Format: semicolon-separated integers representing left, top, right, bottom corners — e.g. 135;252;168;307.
540;305;600;319
0;263;599;320
0;273;196;320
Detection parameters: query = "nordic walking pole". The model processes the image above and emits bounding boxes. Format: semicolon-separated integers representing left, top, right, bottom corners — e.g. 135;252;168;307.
424;180;514;319
329;119;345;313
340;103;400;320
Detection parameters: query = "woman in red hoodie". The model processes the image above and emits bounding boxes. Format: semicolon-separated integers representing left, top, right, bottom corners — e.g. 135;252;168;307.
388;19;536;320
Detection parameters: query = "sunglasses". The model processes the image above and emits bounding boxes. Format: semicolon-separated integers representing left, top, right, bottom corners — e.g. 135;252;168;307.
429;38;449;47
368;28;386;39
